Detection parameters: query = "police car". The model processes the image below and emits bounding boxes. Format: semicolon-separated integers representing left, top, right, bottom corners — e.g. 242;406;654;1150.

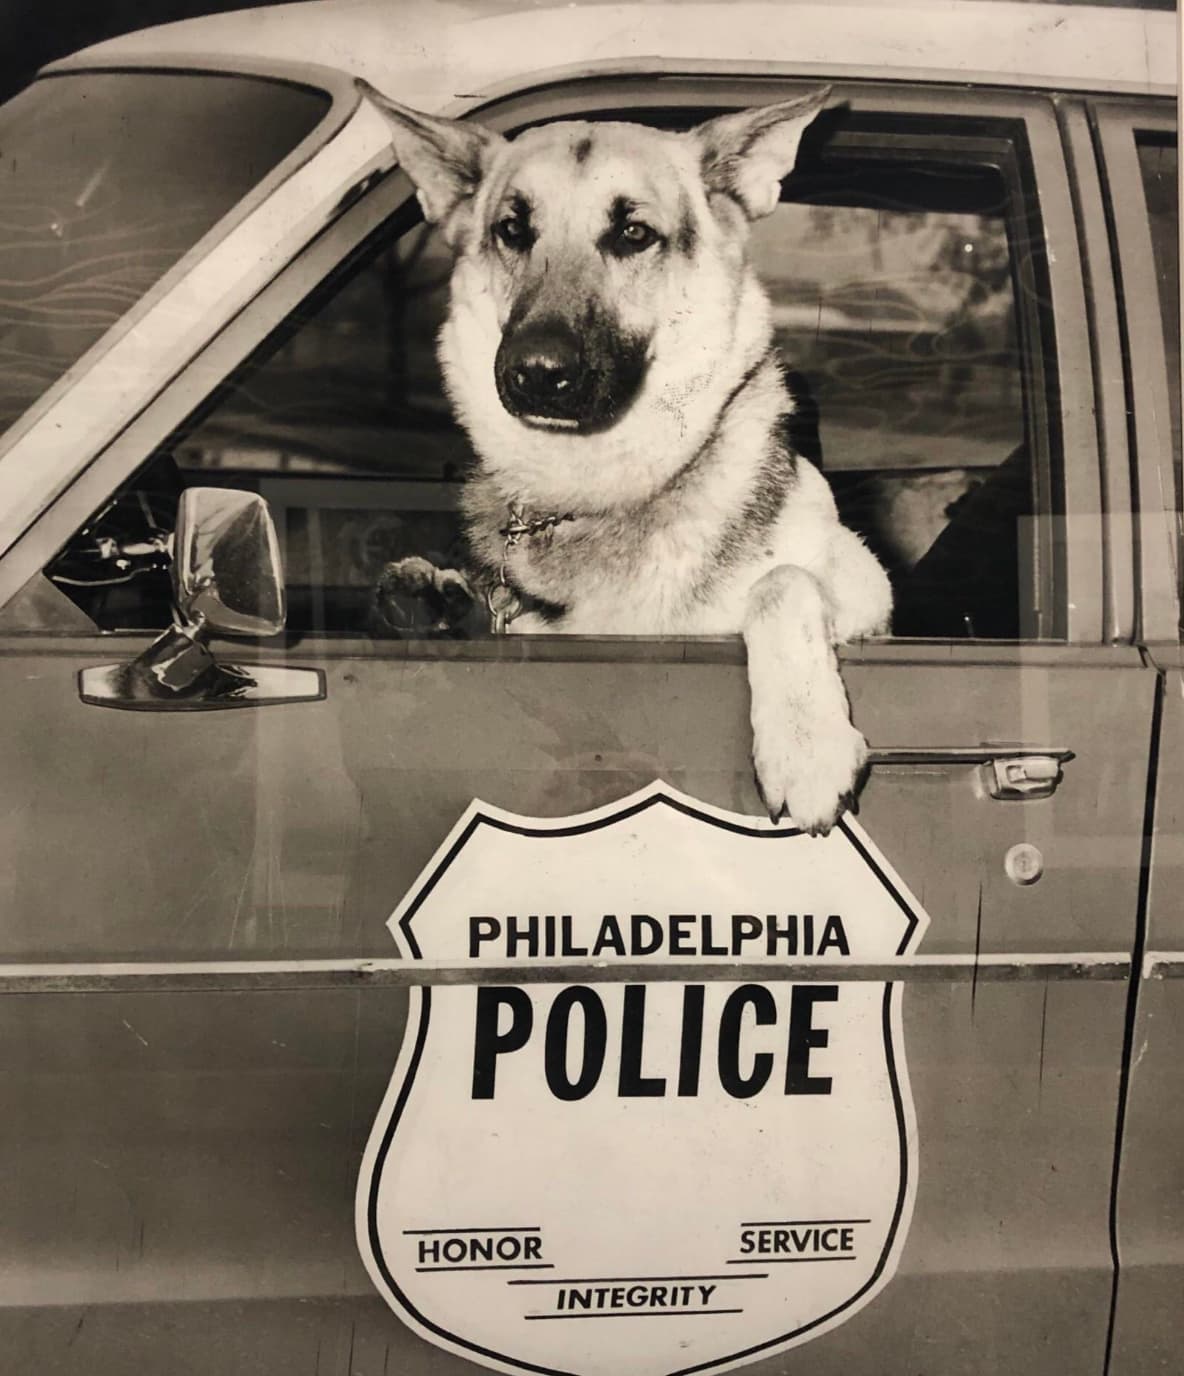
0;2;1178;1373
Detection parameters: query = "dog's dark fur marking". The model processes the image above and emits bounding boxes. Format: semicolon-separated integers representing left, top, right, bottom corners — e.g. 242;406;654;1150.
698;141;740;199
577;307;648;428
573;136;593;165
505;191;534;233
488;191;537;252
599;194;640;252
658;346;779;502
675;193;698;255
709;437;798;580
528;592;568;623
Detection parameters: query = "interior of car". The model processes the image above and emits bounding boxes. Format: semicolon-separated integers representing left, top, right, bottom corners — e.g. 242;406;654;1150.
44;103;1038;643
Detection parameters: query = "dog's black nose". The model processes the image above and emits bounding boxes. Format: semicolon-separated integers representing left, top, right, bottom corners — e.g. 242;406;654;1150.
496;322;589;423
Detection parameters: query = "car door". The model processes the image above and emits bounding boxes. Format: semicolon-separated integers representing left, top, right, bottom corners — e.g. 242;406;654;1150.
1091;100;1183;1376
0;75;1164;1374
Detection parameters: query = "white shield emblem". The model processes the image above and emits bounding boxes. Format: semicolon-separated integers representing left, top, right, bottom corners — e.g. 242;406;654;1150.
357;782;929;1376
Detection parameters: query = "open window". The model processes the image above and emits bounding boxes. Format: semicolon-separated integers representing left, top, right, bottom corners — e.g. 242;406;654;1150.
40;87;1059;643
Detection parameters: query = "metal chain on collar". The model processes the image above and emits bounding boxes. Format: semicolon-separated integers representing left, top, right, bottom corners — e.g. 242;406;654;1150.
485;581;521;636
485;504;573;635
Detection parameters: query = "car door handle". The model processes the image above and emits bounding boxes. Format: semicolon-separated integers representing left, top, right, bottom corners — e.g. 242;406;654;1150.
867;747;1074;801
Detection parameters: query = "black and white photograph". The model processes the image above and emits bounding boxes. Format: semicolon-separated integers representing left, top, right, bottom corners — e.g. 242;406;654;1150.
0;0;1179;1371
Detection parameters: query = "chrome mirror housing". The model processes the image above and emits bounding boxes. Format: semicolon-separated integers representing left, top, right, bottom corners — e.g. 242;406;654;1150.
173;488;285;637
79;488;323;711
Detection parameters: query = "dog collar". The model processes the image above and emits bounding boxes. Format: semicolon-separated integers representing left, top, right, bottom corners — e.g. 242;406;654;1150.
486;504;574;634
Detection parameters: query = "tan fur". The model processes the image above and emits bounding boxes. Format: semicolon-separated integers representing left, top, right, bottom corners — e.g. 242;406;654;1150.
361;81;891;833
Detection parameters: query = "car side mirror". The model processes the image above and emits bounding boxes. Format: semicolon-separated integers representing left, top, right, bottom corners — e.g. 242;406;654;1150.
173;488;285;638
79;489;323;711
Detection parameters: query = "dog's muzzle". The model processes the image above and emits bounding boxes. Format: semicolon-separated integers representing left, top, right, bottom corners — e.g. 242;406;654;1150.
495;316;645;433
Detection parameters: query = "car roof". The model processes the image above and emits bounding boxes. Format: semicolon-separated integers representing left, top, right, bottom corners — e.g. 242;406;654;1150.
48;0;1178;109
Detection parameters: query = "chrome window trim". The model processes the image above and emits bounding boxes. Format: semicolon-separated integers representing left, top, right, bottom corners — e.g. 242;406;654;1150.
1055;98;1137;645
1091;99;1180;645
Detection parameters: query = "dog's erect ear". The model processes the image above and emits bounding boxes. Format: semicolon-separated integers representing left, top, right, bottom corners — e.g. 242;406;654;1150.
693;88;831;220
356;78;504;227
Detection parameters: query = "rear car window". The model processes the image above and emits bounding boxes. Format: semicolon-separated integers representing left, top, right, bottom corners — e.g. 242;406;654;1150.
1136;133;1180;473
0;71;330;441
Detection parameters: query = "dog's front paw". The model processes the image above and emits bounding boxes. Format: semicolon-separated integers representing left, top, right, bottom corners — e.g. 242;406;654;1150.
752;713;868;836
371;556;476;636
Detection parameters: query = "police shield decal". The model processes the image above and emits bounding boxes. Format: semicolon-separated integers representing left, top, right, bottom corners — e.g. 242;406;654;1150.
356;781;930;1376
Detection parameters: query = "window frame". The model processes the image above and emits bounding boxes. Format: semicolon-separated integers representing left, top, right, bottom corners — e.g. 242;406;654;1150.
0;76;1106;647
1090;98;1180;644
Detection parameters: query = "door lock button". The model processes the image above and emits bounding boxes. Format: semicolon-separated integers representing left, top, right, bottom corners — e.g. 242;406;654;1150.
983;755;1064;801
1004;843;1045;885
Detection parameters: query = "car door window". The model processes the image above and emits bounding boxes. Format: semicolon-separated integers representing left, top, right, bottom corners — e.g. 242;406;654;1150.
36;105;1050;644
0;72;330;442
755;159;1029;638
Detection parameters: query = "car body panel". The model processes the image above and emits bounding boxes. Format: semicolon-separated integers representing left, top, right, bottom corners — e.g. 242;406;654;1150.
0;3;1178;1372
51;0;1179;102
1109;655;1184;1375
0;633;1158;1373
0;977;1135;1374
0;637;1156;960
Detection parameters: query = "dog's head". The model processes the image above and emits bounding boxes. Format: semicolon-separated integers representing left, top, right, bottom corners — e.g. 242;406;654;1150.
360;82;829;510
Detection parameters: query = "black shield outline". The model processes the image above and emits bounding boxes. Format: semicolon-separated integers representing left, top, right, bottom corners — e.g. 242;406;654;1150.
360;784;924;1376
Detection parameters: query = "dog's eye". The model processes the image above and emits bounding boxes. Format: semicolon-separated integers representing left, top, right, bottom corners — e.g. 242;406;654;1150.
493;217;533;252
617;221;660;254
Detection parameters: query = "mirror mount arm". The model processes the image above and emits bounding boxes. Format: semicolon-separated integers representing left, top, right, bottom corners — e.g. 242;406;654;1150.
81;621;324;712
131;621;218;697
79;489;323;712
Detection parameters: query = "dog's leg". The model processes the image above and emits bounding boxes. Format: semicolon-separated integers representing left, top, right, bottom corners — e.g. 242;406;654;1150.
372;555;478;636
817;525;894;644
743;563;871;835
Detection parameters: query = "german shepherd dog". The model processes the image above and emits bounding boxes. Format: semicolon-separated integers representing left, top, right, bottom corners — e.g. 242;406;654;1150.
361;80;891;835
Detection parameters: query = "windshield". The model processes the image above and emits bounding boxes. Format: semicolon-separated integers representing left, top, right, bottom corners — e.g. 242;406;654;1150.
0;71;330;441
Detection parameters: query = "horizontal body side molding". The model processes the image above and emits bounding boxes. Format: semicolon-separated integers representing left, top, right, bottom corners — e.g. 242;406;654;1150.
0;953;1133;993
1143;953;1184;979
867;746;1074;765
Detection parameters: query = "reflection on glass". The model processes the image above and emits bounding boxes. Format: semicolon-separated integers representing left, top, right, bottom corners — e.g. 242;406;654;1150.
0;72;328;440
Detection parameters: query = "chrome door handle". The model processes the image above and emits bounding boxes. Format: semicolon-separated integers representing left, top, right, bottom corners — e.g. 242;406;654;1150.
867;747;1073;801
981;754;1067;800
